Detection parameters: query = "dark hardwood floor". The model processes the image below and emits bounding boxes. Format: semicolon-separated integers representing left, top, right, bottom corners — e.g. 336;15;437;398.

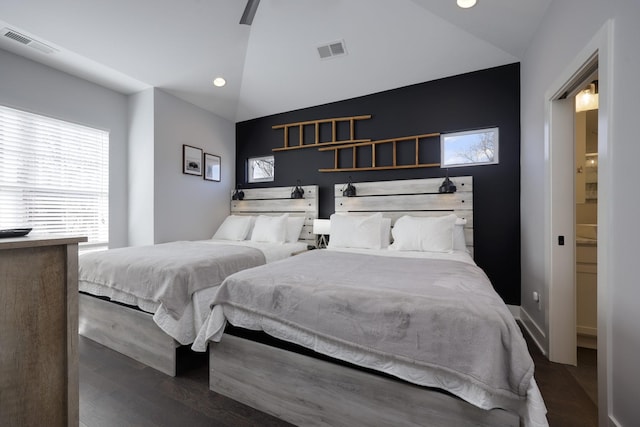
523;333;598;427
79;332;598;427
79;336;292;427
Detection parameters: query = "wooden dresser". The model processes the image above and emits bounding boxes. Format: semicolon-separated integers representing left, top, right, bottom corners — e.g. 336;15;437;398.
1;235;86;427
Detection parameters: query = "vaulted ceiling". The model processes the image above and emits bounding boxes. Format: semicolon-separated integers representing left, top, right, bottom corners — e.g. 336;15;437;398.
0;0;551;122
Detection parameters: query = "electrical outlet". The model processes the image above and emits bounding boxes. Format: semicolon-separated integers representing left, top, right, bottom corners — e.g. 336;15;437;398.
532;291;542;311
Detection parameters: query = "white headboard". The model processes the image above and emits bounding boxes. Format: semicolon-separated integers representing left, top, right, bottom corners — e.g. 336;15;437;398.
334;177;473;254
231;185;319;246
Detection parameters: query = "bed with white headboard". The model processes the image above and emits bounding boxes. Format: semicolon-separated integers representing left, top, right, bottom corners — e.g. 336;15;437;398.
78;185;318;376
334;175;473;255
229;184;318;247
202;176;547;427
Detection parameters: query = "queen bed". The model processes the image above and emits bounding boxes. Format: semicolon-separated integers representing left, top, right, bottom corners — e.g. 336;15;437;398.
193;177;548;426
78;185;318;376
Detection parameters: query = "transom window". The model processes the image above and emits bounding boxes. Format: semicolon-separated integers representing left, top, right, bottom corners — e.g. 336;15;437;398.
247;155;275;183
441;127;499;167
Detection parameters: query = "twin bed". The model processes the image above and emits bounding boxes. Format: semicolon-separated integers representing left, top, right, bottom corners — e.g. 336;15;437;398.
78;185;318;375
79;178;548;426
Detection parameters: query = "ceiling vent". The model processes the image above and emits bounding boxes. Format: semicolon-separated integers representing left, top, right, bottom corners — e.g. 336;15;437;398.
317;40;347;60
2;28;57;54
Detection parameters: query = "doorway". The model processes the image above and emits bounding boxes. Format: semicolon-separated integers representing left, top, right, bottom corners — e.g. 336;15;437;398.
573;82;599;407
544;20;612;426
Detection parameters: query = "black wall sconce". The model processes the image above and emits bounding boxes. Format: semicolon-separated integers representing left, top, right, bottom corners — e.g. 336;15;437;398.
232;184;245;200
291;180;305;199
438;171;457;193
342;176;357;197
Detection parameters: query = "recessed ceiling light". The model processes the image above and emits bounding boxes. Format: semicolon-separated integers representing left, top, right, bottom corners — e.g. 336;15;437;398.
213;77;226;87
457;0;477;8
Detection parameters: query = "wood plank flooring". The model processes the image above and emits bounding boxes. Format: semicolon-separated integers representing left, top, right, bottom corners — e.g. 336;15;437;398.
524;334;598;427
79;330;598;427
79;336;292;427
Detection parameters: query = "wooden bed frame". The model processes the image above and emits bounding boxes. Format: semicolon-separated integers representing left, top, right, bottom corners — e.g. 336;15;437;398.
78;185;318;376
207;176;521;426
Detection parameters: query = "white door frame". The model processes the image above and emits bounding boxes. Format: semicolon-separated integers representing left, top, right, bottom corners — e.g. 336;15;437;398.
544;20;613;426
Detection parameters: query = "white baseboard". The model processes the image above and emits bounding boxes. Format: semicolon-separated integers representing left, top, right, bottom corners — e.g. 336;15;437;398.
609;415;621;427
576;325;597;336
519;307;548;357
506;304;521;320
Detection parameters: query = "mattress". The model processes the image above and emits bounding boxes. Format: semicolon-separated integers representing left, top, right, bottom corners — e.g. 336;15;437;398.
193;248;548;427
79;239;307;344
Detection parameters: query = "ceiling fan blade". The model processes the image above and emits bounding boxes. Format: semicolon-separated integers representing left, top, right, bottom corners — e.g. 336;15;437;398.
239;0;261;25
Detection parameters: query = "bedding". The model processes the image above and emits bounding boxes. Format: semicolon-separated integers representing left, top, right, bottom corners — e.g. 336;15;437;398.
389;214;457;252
193;249;547;427
328;212;384;249
79;239;307;344
212;215;254;240
251;214;289;243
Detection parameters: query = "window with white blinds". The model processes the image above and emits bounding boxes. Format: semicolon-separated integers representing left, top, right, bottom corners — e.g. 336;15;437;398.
0;105;109;248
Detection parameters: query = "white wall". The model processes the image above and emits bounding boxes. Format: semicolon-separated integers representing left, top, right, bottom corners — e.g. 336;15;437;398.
521;1;640;425
0;48;129;248
0;49;234;248
127;89;155;246
152;89;235;243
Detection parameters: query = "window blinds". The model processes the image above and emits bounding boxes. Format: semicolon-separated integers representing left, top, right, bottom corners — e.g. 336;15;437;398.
0;105;109;246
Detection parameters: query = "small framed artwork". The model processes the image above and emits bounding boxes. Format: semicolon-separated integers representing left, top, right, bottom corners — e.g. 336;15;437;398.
183;144;203;176
204;153;221;182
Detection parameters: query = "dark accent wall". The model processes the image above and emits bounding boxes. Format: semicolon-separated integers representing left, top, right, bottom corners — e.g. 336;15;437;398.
236;63;521;305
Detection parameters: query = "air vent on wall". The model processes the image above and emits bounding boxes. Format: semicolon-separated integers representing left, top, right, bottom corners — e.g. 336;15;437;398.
2;28;57;54
317;40;347;60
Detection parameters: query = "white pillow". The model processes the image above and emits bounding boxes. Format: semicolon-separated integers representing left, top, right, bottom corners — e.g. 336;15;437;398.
328;213;383;249
389;214;457;253
286;216;306;243
244;216;257;240
454;218;468;252
251;214;289;243
380;217;392;249
212;215;253;241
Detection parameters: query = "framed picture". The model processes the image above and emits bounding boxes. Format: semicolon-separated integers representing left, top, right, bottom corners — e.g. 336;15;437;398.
183;144;203;176
204;153;221;182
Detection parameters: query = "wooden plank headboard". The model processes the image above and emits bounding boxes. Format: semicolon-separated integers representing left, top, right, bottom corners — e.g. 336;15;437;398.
231;185;319;246
333;177;473;254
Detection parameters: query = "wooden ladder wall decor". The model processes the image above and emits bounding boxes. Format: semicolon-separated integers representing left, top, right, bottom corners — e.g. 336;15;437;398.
318;133;441;172
272;115;372;152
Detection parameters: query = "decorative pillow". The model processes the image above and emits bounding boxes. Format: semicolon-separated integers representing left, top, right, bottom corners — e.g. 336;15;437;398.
453;217;468;252
212;215;253;241
286;216;306;243
328;213;383;249
389;214;457;253
251;214;289;243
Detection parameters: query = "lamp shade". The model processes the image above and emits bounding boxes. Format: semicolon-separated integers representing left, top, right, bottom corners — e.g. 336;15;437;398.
438;176;457;193
342;177;356;197
232;185;244;200
291;179;305;199
313;219;331;235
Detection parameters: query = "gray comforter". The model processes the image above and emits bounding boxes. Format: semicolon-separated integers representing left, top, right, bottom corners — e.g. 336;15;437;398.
79;241;265;319
195;249;542;422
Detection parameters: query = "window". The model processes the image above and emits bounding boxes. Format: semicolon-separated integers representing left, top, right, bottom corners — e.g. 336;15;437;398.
0;105;109;249
247;155;275;183
441;127;499;167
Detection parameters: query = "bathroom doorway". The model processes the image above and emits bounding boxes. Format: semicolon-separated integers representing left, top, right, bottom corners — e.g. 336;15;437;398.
573;82;599;407
545;21;612;424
